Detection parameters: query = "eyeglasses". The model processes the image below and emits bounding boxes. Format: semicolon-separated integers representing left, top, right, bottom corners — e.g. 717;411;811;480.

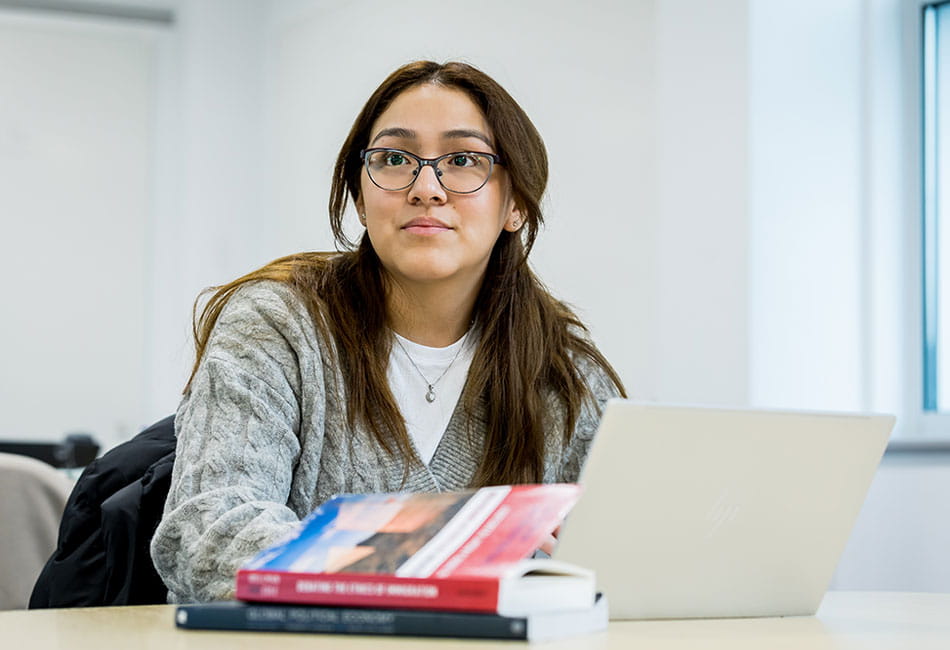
360;148;502;194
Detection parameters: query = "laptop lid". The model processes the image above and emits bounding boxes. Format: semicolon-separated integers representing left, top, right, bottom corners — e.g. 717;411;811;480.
554;400;894;620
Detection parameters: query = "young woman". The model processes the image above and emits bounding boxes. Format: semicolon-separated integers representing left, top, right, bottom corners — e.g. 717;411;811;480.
150;60;626;602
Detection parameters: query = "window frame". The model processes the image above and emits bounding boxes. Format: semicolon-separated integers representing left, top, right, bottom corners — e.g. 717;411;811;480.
904;0;950;439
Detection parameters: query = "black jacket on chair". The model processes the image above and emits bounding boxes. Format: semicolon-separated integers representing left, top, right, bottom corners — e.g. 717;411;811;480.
29;415;176;608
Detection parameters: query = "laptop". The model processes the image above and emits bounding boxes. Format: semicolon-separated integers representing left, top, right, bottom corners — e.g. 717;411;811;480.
553;400;895;620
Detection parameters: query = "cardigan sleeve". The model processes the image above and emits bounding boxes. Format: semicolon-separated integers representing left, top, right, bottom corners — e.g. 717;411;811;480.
150;281;324;602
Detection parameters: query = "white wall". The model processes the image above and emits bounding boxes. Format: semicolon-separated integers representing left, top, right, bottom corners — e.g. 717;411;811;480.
746;0;950;591
749;0;866;413
0;10;160;447
146;0;272;429
653;0;748;405
835;452;950;592
747;0;905;421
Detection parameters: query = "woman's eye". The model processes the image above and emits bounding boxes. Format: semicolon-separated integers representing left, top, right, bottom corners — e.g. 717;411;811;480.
384;153;408;166
449;154;477;167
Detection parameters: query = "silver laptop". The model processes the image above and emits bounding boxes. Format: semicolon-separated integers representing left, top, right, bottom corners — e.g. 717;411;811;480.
554;400;894;620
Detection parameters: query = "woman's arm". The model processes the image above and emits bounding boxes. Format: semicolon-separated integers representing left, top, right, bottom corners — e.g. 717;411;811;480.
150;281;324;602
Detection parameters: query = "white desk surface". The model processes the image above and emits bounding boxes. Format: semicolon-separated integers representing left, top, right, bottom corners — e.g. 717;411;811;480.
1;591;948;649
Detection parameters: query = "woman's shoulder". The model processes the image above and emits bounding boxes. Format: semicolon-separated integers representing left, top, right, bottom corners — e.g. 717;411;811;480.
228;278;305;308
218;252;339;321
221;279;310;320
213;279;326;348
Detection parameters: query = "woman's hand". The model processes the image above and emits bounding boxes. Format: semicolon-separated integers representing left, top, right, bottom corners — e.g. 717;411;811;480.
538;525;561;556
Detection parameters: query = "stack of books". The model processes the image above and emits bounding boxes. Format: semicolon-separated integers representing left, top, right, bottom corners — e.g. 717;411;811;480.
175;484;607;641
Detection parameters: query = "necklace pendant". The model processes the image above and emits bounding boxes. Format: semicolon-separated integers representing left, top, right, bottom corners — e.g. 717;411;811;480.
425;385;436;403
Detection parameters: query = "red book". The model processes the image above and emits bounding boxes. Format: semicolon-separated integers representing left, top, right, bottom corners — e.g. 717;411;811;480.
235;484;594;616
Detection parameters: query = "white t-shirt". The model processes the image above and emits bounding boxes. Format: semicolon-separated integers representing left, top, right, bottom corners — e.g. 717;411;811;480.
386;330;476;465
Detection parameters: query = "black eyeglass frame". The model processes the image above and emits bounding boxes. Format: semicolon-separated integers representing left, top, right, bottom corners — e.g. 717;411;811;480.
359;148;503;194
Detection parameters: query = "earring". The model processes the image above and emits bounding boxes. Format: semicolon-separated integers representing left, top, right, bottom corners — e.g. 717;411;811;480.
360;213;367;226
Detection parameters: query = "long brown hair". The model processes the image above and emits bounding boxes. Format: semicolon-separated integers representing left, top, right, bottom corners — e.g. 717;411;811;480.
188;61;626;486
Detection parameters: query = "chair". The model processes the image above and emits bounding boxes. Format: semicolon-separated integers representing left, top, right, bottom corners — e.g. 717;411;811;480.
0;453;73;609
0;434;99;469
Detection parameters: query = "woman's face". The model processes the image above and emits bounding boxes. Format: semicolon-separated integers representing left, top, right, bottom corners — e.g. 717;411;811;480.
356;84;521;291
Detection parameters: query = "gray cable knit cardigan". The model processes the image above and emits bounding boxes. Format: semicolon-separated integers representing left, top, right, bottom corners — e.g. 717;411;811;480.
150;280;620;602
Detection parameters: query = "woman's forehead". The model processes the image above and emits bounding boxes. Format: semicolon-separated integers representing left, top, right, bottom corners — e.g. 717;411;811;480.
369;84;494;148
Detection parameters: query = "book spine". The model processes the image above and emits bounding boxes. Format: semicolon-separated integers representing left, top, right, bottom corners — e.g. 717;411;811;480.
236;570;501;613
176;604;529;640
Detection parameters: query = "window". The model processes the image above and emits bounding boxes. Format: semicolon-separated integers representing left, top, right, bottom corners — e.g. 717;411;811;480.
921;2;950;413
922;2;950;412
905;0;950;441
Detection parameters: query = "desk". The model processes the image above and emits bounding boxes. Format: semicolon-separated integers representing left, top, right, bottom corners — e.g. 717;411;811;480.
1;591;948;649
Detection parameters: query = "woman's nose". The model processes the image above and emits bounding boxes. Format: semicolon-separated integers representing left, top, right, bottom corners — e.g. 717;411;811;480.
408;163;447;204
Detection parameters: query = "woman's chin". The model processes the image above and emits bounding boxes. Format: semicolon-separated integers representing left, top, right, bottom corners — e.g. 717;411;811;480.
385;261;467;287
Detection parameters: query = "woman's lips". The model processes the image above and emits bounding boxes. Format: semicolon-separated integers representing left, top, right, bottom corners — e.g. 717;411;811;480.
402;217;452;234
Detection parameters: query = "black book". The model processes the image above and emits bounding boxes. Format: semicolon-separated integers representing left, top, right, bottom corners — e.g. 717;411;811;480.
175;593;607;642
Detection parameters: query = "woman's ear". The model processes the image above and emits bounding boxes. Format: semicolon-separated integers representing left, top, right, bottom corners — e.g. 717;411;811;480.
504;205;524;232
355;195;366;226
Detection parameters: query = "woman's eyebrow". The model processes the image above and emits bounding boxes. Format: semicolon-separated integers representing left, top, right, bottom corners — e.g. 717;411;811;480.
370;127;494;149
370;127;416;144
443;129;494;149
